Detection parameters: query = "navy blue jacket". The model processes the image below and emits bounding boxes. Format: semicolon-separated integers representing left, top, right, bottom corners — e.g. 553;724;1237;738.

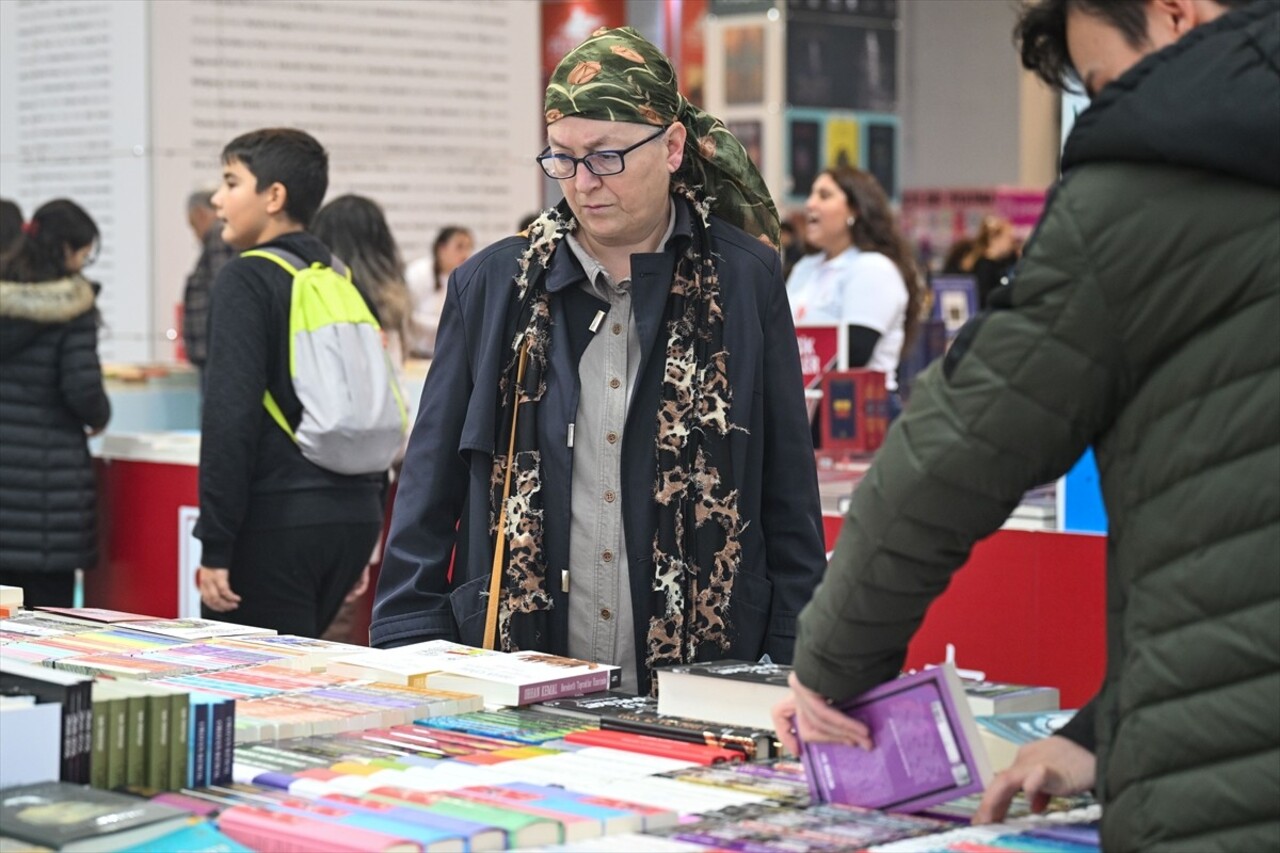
372;207;826;694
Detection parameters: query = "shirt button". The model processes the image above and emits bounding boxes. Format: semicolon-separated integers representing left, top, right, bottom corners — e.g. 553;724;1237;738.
609;377;621;389
606;431;618;444
611;323;622;335
601;608;612;620
604;490;616;503
602;550;613;563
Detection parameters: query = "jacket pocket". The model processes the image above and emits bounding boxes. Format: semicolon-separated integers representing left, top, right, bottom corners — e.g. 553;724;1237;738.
729;569;774;658
449;574;491;647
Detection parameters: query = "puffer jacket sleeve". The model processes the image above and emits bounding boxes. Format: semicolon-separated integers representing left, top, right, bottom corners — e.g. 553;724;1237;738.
793;181;1127;701
57;309;110;431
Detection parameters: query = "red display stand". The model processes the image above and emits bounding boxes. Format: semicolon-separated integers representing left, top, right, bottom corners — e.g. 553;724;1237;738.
822;513;1105;709
89;457;198;618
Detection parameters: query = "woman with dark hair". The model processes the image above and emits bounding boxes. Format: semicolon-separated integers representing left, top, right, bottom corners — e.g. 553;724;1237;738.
0;198;22;257
404;225;473;357
311;194;412;367
0;199;111;606
786;166;922;407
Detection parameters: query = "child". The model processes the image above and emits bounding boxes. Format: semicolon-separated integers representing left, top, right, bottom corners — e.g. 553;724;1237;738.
195;128;384;637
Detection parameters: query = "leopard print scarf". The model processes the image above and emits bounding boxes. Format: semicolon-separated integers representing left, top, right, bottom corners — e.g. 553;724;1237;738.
491;189;745;684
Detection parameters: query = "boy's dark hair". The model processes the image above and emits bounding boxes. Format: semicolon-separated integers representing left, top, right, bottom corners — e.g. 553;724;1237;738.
0;198;99;283
1015;0;1254;91
0;198;23;257
221;128;328;227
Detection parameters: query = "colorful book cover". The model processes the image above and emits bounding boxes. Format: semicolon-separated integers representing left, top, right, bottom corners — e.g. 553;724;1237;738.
600;708;779;759
120;618;277;641
798;664;992;812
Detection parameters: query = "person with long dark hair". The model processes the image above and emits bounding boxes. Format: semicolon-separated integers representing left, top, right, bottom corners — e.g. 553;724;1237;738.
311;194;412;367
404;225;473;357
786;166;922;408
0;198;23;257
0;199;111;606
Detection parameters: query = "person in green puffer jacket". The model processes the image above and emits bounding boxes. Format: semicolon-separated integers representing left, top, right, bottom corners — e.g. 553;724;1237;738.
773;1;1280;850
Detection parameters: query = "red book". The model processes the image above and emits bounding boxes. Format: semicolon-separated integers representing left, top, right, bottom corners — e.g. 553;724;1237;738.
563;728;743;764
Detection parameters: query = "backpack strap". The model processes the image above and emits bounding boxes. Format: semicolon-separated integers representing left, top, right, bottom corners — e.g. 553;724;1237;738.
240;247;306;275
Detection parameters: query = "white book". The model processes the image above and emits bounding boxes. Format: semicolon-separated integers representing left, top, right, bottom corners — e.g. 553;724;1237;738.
423;650;620;706
123;618;276;641
0;701;62;788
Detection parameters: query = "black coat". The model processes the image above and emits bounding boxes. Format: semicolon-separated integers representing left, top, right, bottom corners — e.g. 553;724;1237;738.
0;276;110;572
372;205;828;694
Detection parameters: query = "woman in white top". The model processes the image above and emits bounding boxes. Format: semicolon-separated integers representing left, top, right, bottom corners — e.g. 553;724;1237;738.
404;226;474;357
787;166;921;396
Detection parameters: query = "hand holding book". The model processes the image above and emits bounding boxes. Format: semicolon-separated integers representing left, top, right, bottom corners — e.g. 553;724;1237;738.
770;671;873;756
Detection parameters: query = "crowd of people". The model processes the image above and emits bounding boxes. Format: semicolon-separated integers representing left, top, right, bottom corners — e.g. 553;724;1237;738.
0;2;1275;850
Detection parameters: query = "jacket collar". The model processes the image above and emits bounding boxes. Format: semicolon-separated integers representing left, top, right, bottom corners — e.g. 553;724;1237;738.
0;276;96;323
544;195;694;295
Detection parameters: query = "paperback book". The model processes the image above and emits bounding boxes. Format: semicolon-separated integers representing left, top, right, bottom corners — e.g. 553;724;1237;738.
797;664;992;813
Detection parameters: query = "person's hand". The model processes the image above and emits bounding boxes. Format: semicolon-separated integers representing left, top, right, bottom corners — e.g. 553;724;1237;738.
343;566;371;604
974;735;1096;824
197;566;241;612
770;671;873;757
86;426;104;437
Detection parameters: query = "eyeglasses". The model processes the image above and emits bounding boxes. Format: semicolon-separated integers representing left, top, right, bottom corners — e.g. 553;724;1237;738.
537;126;667;180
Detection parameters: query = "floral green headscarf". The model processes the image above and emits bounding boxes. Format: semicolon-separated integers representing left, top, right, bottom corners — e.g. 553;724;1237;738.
545;26;780;246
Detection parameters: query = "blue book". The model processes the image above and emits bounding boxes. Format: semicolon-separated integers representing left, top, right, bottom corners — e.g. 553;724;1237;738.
118;818;252;853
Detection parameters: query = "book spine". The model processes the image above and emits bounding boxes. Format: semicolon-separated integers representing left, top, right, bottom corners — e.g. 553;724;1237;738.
599;715;772;759
146;692;171;790
169;692;189;793
76;680;93;784
518;670;612;705
125;692;147;787
212;699;234;785
107;696;128;790
91;693;109;788
190;701;209;788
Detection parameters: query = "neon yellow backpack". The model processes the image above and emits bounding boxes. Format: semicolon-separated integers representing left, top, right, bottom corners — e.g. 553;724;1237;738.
241;248;408;475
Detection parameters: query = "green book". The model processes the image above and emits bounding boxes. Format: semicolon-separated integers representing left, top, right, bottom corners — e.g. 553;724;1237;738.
124;690;146;787
91;680;131;790
90;685;111;789
168;688;188;792
139;686;171;790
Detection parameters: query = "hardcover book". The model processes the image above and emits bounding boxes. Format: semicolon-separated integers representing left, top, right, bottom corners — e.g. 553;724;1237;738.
534;691;657;722
0;781;190;852
961;680;1060;716
424;651;620;706
600;708;779;759
655;659;792;730
797;664;992;812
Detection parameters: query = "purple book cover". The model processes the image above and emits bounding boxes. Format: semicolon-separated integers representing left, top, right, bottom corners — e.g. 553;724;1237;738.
798;664;991;812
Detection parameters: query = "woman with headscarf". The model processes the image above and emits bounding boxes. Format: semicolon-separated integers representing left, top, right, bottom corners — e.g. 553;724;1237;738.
372;27;824;695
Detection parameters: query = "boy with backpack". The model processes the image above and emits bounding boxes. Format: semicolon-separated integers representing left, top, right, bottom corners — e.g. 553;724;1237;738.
195;127;405;637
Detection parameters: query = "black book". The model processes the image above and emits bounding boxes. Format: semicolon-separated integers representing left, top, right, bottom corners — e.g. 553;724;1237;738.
0;781;189;852
655;659;792;730
0;660;93;784
534;690;658;722
599;709;781;760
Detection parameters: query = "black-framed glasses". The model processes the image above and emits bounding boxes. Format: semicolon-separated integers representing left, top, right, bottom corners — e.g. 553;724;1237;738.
537;126;666;180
